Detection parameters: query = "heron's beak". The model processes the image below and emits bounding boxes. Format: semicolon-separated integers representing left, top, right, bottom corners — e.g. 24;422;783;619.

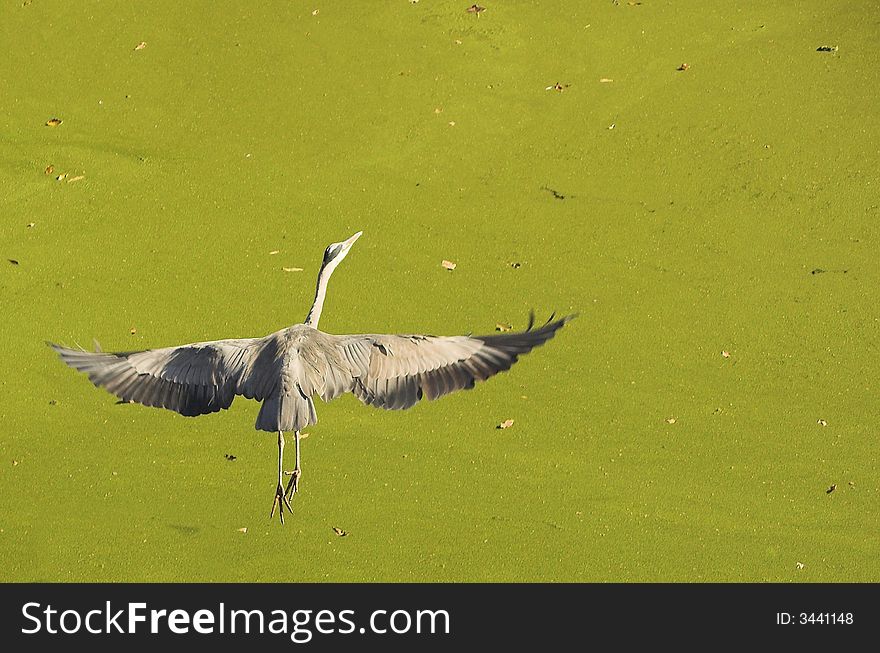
343;231;363;249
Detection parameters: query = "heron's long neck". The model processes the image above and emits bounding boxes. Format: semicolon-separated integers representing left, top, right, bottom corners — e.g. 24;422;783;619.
304;261;335;328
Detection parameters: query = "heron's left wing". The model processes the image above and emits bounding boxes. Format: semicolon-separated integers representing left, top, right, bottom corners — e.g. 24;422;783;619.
50;337;272;417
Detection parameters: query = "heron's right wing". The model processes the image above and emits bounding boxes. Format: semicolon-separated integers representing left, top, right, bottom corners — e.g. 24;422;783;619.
327;314;574;410
50;336;278;417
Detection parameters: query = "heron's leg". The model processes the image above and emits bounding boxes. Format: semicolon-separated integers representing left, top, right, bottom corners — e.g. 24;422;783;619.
284;429;302;501
270;430;294;523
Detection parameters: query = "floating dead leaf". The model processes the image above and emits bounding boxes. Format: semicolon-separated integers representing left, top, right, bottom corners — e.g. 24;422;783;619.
848;481;855;487
282;266;304;272
796;561;804;570
628;1;642;5
466;4;485;14
441;259;456;270
510;262;522;268
665;417;676;424
45;118;62;127
545;82;570;92
448;121;456;126
130;327;137;335
111;471;118;476
497;419;515;429
495;323;512;332
599;78;613;83
27;222;35;228
817;419;827;427
67;175;85;183
56;173;68;181
677;63;690;71
826;484;836;494
269;250;279;255
224;454;237;461
434;107;443;114
816;45;838;52
134;41;147;51
721;350;730;358
311;9;319;15
237;527;248;534
454;39;462;45
8;259;19;266
49;399;57;406
332;526;347;537
12;460;19;467
44;165;54;175
608;123;615;130
300;432;310;439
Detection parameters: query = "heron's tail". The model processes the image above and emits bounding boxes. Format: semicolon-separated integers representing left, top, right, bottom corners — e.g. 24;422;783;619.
255;388;317;432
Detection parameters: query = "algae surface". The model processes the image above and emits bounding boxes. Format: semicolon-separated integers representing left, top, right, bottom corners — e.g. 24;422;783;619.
1;1;878;581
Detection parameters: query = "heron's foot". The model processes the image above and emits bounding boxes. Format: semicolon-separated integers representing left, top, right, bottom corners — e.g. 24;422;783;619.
269;483;293;524
284;469;301;501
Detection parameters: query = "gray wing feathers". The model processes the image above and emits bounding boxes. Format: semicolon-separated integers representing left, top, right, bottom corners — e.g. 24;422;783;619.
334;314;573;410
50;338;268;417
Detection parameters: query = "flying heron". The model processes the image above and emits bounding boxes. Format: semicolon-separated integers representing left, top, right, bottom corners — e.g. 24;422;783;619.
50;232;573;523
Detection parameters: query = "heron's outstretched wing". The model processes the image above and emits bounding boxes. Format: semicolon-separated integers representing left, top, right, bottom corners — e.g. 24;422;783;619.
327;314;574;410
49;336;278;417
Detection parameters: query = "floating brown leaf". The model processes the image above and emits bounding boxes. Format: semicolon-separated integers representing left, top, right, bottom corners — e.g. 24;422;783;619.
332;526;347;537
466;4;485;13
311;8;319;15
817;419;827;427
130;327;137;335
237;527;248;533
44;165;54;175
816;45;838;52
27;222;35;228
510;262;522;268
45;118;62;127
721;350;730;358
497;419;514;429
134;41;147;51
56;173;67;181
826;484;836;494
495;323;511;332
666;417;676;424
224;454;237;461
8;259;19;266
441;260;456;270
677;63;690;71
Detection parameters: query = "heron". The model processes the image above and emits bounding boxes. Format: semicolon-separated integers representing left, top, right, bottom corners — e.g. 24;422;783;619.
50;231;574;523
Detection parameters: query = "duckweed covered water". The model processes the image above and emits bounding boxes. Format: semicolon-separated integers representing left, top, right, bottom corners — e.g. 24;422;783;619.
1;1;878;581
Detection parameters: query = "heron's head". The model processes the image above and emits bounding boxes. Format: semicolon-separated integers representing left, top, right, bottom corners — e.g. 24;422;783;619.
322;231;362;269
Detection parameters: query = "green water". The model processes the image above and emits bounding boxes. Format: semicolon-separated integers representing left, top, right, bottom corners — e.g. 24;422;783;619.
2;1;878;581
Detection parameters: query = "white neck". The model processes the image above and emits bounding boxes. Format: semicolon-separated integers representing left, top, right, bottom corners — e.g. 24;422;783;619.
304;260;336;328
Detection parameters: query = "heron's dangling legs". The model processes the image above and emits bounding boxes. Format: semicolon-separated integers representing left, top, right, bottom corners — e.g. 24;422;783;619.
284;430;302;501
270;430;294;523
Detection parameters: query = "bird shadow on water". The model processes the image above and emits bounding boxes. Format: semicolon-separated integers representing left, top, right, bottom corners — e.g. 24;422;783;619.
168;524;200;536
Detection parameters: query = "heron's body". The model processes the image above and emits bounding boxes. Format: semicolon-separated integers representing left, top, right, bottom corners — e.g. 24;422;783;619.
51;231;573;522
